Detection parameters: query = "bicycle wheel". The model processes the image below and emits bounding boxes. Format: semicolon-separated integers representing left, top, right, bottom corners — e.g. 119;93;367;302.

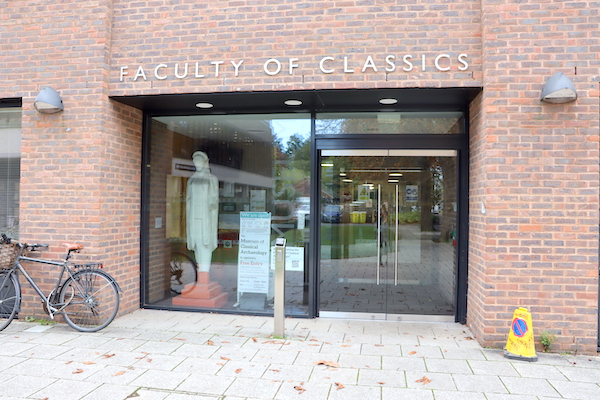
59;270;119;332
170;252;197;295
0;270;20;331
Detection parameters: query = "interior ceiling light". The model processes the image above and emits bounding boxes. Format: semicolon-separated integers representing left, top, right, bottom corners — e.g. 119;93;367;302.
321;163;334;167
389;173;403;177
379;98;398;105
388;179;400;183
540;72;577;103
195;102;214;109
284;99;302;106
342;179;353;183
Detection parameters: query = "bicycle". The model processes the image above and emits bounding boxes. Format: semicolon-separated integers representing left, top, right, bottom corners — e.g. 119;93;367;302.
170;251;197;295
0;234;121;332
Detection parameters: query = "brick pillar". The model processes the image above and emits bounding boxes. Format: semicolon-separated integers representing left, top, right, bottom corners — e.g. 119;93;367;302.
468;0;599;354
16;1;142;317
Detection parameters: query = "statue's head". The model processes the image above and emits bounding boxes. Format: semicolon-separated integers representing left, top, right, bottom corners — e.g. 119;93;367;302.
192;151;209;170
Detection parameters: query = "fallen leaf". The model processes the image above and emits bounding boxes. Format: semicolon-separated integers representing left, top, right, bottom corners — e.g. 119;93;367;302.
207;340;214;346
235;368;242;374
83;361;95;365
114;371;125;376
374;344;384;347
270;369;281;372
377;382;385;385
294;385;306;394
146;358;152;363
465;336;474;340
335;382;344;390
220;356;231;361
173;338;186;341
222;341;230;343
252;337;258;342
73;369;83;374
102;354;115;359
340;345;351;348
314;360;339;368
408;351;417;355
308;344;320;346
65;361;73;364
217;362;224;366
415;376;431;385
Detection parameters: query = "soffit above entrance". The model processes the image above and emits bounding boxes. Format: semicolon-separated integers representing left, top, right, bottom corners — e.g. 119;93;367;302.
111;88;481;115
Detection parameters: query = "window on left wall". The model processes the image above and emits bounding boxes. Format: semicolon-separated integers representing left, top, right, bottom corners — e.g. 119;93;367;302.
0;105;21;239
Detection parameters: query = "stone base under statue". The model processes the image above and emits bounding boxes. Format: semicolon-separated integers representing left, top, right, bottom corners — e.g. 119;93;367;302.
172;272;228;308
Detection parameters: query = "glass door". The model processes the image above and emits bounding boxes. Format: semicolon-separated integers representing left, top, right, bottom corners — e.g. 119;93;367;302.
319;150;458;320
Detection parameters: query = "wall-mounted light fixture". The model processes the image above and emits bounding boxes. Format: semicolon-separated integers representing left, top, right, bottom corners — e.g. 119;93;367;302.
540;72;577;104
34;87;64;114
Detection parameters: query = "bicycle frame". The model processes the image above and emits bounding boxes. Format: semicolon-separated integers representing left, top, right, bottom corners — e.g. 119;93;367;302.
13;255;79;318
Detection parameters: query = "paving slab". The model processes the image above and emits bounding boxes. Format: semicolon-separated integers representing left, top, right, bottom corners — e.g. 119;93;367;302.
0;311;599;400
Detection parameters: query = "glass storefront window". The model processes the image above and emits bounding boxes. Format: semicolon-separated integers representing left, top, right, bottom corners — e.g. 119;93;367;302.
0;107;21;239
145;113;311;316
315;111;464;135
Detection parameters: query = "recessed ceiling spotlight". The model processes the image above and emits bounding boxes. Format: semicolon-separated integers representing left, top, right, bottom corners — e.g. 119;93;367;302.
284;99;302;106
195;102;214;109
379;98;398;105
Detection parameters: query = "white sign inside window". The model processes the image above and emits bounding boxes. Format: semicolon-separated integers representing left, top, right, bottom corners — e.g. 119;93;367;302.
238;212;271;294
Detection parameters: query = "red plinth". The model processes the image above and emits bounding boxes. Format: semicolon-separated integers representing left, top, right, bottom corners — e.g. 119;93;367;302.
172;272;228;308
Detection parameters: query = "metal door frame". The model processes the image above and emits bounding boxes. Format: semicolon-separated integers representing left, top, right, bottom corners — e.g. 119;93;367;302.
312;135;469;323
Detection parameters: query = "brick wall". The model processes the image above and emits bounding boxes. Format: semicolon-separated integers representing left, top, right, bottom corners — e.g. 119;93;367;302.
1;1;142;317
109;0;483;95
469;0;599;353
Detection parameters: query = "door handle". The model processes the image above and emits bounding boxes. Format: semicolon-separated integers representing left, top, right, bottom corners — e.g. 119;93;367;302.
376;184;381;285
395;184;399;286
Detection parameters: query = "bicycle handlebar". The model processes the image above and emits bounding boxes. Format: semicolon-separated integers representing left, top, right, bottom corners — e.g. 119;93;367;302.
1;235;49;251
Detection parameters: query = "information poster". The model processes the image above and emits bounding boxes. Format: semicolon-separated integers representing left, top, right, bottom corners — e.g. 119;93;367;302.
269;246;305;271
358;185;371;202
238;212;271;293
250;189;266;212
406;185;419;202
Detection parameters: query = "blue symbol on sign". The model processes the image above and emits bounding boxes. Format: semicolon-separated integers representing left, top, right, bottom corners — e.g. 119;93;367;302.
512;318;528;338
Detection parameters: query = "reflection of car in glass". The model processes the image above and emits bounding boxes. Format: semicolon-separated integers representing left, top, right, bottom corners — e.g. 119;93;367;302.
322;204;342;223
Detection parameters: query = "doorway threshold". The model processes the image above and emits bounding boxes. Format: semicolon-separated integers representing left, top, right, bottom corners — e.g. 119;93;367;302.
319;311;455;323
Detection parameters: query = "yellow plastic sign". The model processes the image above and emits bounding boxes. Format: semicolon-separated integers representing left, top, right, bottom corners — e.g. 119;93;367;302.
504;307;538;362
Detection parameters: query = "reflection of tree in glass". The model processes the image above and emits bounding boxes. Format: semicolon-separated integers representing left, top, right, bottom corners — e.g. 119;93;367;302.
317;114;462;135
285;134;310;173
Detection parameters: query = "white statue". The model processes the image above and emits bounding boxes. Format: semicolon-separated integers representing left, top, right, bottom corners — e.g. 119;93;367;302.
186;151;219;272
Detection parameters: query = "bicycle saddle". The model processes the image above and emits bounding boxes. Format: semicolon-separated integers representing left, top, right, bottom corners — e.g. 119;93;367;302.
63;243;84;251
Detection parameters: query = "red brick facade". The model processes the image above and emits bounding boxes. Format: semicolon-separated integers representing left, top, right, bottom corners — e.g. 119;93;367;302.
1;1;598;353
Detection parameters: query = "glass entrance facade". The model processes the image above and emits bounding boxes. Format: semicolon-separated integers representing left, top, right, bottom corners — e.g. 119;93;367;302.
144;114;311;316
142;109;467;320
319;150;458;319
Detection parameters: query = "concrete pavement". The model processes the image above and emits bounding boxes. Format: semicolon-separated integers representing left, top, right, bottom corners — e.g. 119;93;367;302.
1;309;599;399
